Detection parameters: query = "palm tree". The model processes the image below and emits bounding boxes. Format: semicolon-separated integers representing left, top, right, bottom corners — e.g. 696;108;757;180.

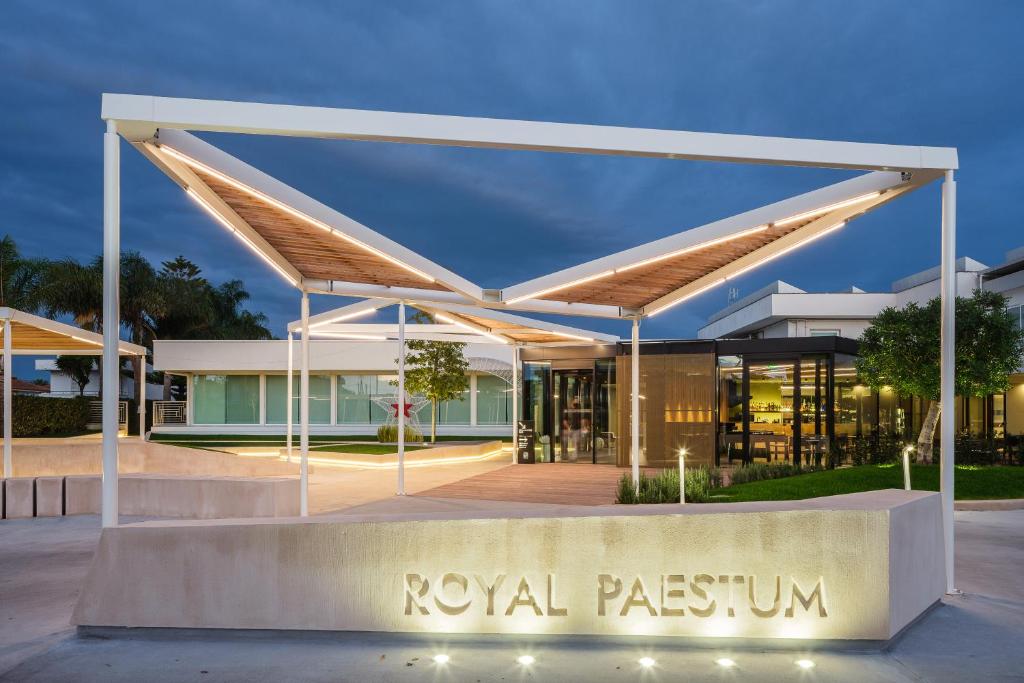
0;235;48;311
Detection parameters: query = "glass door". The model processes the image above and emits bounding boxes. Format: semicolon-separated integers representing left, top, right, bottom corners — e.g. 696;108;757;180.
746;360;796;464
553;370;594;463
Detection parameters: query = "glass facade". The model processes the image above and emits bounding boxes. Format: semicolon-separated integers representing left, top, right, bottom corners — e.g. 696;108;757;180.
265;374;330;425
522;362;552;462
476;374;511;425
193;374;260;425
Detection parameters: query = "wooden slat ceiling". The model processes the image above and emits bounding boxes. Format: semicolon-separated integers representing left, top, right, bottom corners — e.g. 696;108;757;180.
454;312;585;344
0;321;105;351
538;218;816;309
194;168;448;290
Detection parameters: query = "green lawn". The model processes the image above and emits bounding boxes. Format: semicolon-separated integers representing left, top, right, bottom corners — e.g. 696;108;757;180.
710;464;1024;502
310;443;428;455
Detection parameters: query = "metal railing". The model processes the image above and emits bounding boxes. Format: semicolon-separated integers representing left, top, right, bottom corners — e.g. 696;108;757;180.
88;400;128;429
153;401;187;426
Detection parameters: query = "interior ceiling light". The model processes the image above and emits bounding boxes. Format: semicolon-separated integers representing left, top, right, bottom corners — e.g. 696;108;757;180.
646;221;846;317
185;188;299;287
162;145;436;283
434;313;509;344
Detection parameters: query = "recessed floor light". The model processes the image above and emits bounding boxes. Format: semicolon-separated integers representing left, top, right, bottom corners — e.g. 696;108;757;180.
432;654;450;664
796;659;816;669
638;656;656;668
715;657;736;668
517;655;535;666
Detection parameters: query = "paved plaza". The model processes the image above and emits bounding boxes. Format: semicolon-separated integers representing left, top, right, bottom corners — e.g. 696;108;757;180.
1;504;1021;682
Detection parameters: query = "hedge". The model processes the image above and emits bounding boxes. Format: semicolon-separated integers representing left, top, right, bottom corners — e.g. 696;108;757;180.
8;395;92;437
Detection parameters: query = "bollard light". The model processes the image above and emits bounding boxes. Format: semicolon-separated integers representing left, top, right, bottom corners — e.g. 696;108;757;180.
902;445;914;491
678;447;688;504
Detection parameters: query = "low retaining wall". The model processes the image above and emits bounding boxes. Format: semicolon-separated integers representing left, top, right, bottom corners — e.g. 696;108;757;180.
300;440;506;466
2;474;299;520
9;439;301;478
73;490;945;644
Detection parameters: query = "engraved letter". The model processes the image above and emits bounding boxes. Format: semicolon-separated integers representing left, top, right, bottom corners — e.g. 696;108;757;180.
688;574;717;618
720;575;745;617
786;577;828;618
597;574;623;616
434;573;471;616
505;577;543;616
474;574;507;616
748;575;781;618
660;574;686;617
405;573;430;616
620;577;657;617
546;574;567;617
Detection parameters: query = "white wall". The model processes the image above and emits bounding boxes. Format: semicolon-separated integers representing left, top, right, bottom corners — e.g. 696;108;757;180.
34;360;163;400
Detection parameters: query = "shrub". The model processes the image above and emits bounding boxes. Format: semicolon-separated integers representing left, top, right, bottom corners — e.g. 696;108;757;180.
616;466;720;504
11;395;91;437
376;423;424;443
727;461;824;486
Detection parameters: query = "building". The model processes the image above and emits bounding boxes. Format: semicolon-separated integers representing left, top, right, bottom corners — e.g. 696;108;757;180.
34;359;164;400
151;247;1024;468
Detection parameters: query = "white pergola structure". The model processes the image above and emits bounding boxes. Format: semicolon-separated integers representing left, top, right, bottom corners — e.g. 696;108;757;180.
101;94;958;592
284;299;617;501
0;307;146;479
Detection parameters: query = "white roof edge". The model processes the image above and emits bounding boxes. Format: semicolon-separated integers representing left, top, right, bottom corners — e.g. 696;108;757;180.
102;94;958;171
1;307;146;355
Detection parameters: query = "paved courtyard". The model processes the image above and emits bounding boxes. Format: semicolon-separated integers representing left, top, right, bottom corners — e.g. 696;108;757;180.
1;507;1022;682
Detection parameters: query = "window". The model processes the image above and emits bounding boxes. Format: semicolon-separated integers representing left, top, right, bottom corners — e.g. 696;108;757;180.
1008;305;1023;331
336;374;399;425
438;385;471;425
809;329;840;337
193;375;260;424
476;374;511;425
265;375;331;425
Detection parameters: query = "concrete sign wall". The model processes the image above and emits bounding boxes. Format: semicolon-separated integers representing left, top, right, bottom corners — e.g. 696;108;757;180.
73;491;945;643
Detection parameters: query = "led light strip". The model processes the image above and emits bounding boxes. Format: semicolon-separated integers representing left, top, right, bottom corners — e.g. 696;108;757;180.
772;191;881;227
549;330;598;342
308;306;382;329
162;145;436;283
185;188;300;287
307;331;389;341
646;221;847;317
434;313;509;344
70;335;104;346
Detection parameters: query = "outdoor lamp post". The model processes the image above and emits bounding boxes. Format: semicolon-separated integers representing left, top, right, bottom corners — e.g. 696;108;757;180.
903;445;914;491
678;447;688;504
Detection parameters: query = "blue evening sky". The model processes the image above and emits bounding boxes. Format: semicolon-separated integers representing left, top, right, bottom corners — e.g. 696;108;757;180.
1;1;1021;380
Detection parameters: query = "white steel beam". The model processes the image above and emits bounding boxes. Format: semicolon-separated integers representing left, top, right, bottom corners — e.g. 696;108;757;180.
940;170;957;594
300;292;310;517
286;331;293;463
397;302;406;496
303;280;635;319
152;130;485;302
103;94;958;171
631;319;640;491
412;301;619;343
3;316;11;479
286;299;392;334
501;171;924;306
102;120;120;528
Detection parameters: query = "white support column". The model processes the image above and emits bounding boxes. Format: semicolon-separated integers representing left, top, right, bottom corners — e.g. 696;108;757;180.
631;318;640;490
300;292;310;517
138;355;146;439
286;331;293;463
397;301;406;496
3;317;11;478
940;169;957;594
511;344;519;464
102;119;121;528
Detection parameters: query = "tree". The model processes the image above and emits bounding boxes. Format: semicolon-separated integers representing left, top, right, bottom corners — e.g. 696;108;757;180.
55;356;95;396
856;290;1024;463
0;235;47;311
401;324;470;443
